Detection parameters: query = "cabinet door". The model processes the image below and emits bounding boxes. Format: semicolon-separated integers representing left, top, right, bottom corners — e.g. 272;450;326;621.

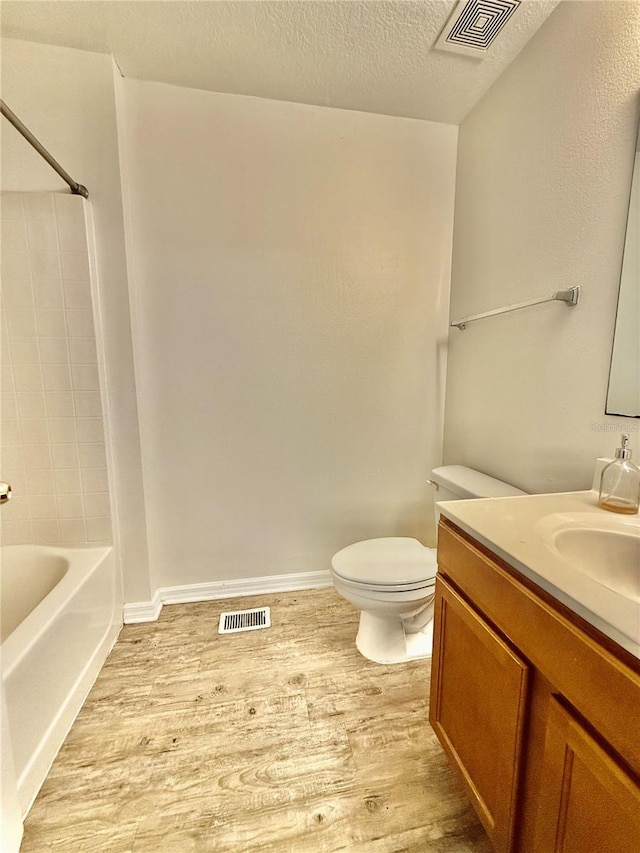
534;697;640;853
430;576;529;853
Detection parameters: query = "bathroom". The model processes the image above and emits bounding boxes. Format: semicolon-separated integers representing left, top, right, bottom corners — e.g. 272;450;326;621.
1;0;639;850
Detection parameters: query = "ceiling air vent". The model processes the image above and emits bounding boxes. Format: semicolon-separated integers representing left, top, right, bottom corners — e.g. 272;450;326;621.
435;0;521;58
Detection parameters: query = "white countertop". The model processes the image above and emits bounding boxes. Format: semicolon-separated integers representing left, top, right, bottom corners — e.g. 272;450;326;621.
437;490;640;659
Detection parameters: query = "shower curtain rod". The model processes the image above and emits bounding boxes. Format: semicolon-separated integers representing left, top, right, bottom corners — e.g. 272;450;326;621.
1;99;89;199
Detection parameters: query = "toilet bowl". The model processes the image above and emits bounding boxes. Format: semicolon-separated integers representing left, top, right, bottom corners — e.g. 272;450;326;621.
332;537;437;663
331;466;526;664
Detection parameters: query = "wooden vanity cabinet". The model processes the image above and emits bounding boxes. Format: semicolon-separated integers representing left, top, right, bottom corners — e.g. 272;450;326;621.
430;518;640;853
430;578;529;852
534;698;640;853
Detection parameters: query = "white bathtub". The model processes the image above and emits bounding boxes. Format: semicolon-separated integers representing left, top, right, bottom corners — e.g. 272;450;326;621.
1;545;121;816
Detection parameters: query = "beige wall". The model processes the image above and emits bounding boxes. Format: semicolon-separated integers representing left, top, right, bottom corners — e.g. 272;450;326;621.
1;38;152;600
121;80;457;587
444;1;640;494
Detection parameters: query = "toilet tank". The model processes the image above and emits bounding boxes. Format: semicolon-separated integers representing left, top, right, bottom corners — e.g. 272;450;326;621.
430;465;527;529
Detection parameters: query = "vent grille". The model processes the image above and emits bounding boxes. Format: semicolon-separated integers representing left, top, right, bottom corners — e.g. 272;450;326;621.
218;607;271;634
436;0;521;57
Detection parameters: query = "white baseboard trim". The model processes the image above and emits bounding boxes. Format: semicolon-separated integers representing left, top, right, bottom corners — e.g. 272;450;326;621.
123;570;333;622
122;590;163;624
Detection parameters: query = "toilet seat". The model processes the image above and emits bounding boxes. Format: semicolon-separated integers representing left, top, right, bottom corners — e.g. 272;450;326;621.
331;537;437;592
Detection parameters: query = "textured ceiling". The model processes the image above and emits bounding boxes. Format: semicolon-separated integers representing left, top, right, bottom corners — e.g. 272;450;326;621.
0;0;560;123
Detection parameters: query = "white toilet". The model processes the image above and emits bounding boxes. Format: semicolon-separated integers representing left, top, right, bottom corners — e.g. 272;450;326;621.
330;465;526;664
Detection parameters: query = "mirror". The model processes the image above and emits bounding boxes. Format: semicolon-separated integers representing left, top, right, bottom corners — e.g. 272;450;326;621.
606;119;640;418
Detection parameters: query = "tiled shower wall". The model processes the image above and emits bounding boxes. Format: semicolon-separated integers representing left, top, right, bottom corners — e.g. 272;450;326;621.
1;192;112;546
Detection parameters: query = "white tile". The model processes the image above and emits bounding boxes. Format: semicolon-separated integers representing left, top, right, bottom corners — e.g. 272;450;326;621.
1;392;18;421
52;444;80;469
0;403;15;432
74;391;102;417
65;309;94;337
19;418;49;444
2;446;25;469
7;310;37;338
86;516;111;541
45;391;75;417
1;334;11;362
56;494;84;519
26;469;55;495
81;467;109;493
0;453;20;476
9;338;39;364
84;492;110;517
33;518;61;545
30;251;61;280
1;279;34;309
62;278;91;309
17;391;46;418
79;442;106;468
48;418;77;443
69;337;97;364
61;251;90;281
23;193;54;220
54;468;82;495
71;364;99;391
1;251;30;280
43;364;72;391
0;453;15;483
1;417;20;444
24;444;53;470
1;520;33;545
2;219;28;252
2;492;32;521
33;279;65;308
13;364;44;391
0;463;24;485
0;448;19;481
59;518;87;545
54;194;84;221
36;309;66;337
1;495;31;521
27;219;58;251
39;337;69;364
56;216;87;251
29;495;58;519
1;194;25;220
77;417;104;443
1;362;15;392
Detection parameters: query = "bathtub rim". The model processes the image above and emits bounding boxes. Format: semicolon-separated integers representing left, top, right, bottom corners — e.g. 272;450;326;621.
1;544;112;678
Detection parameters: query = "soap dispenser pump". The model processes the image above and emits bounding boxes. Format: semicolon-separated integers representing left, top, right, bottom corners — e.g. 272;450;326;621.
598;434;640;514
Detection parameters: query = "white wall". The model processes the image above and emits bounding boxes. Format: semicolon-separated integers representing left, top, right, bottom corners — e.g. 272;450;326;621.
1;39;152;599
444;1;640;494
122;80;457;587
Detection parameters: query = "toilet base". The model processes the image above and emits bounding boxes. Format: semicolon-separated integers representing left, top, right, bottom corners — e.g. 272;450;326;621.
355;611;433;665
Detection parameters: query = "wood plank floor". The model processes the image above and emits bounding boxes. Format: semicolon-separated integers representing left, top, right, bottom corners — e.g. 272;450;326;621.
21;588;492;852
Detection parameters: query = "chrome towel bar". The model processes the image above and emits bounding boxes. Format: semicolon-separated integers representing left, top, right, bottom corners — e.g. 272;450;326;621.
451;286;580;330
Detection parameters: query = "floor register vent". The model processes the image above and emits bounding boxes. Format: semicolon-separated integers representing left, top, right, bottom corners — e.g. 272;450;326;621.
218;607;271;634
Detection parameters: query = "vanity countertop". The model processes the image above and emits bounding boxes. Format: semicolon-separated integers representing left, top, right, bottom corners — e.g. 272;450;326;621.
437;490;640;659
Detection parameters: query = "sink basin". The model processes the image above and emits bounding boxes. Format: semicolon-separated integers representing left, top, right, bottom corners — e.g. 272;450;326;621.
553;528;640;600
535;512;640;601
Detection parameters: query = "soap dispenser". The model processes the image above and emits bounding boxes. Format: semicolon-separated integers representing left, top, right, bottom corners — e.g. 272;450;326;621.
598;434;640;514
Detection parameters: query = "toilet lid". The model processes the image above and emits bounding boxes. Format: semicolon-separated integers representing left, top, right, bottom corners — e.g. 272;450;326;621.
331;537;437;587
